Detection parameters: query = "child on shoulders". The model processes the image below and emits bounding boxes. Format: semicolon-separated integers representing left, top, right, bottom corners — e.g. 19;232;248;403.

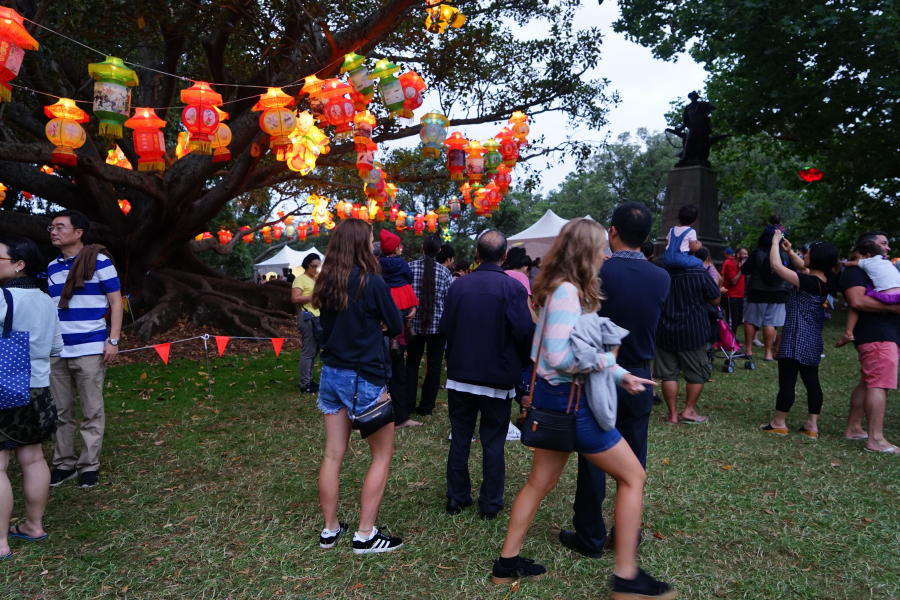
662;204;704;269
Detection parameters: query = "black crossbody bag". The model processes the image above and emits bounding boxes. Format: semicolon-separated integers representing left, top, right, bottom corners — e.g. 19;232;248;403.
350;274;394;438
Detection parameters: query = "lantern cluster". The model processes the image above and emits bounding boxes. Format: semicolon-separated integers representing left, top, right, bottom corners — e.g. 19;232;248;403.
425;4;466;34
0;7;38;103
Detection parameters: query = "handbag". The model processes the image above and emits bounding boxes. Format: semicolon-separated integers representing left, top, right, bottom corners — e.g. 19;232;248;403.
349;274;394;439
0;289;31;410
517;319;581;453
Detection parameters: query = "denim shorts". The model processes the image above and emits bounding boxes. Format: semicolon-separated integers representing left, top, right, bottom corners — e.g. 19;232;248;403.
317;365;386;418
531;376;622;455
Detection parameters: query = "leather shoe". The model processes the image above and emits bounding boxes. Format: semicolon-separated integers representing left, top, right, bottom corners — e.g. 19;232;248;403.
480;511;499;521
446;499;473;516
559;529;603;559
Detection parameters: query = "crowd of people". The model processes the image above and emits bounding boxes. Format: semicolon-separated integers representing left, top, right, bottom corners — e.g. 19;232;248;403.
1;203;899;596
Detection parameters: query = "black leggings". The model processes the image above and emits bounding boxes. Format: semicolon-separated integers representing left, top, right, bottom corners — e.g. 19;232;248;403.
775;358;823;415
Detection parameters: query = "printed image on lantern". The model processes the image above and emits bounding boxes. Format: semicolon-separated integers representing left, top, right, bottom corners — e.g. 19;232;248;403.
425;210;438;232
425;4;466;34
356;140;376;178
444;132;468;180
210;106;232;163
44;98;89;167
449;198;462;219
88;56;139;139
252;88;297;160
483;138;502;175
384;182;399;207
398;71;426;120
353;110;377;145
261;226;273;244
483;179;501;208
395;210;407;231
181;81;223;154
370;59;404;118
217;229;232;245
419;111;449;158
413;213;426;236
508;111;530;146
436;205;450;224
495;164;512;193
106;145;133;170
0;7;38;103
117;199;132;215
300;75;328;121
175;131;190;159
341;52;375;111
320;81;356;140
464;141;485;182
496;127;519;167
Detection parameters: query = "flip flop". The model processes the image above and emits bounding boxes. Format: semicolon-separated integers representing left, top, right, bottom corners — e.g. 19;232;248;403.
679;415;709;425
835;334;855;348
760;423;788;436
0;551;10;560
8;525;48;542
844;434;869;441
864;445;900;454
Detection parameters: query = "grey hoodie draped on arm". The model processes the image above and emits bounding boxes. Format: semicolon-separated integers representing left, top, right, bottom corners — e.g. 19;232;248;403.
569;313;628;432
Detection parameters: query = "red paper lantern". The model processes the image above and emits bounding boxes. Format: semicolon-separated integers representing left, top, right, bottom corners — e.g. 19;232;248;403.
309;221;320;237
323;83;356;141
414;214;426;236
444;132;468;181
0;8;38;103
117;199;131;215
217;229;232;245
297;222;309;241
124;108;167;172
356;140;377;178
181;82;222;154
390;204;399;221
398;71;426;119
798;167;823;182
496;127;519;167
495;164;512;192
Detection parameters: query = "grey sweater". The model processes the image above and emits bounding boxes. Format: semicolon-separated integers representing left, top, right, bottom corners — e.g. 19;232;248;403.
569;313;628;431
0;288;64;387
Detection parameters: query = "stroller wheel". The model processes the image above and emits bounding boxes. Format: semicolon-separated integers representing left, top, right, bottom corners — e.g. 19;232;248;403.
725;358;735;368
745;359;756;370
724;364;734;373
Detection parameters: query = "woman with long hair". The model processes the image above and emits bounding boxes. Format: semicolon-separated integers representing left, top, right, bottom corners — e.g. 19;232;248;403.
0;236;62;560
311;219;405;554
405;234;453;416
761;231;839;440
292;252;322;394
491;220;675;599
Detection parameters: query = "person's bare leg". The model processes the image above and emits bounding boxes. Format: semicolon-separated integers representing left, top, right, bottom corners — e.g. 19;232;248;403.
844;381;867;439
358;418;396;532
744;323;758;358
318;410;351;531
863;387;897;452
14;445;48;539
770;410;790;429
582;440;646;580
680;383;706;421
804;413;819;432
662;380;679;424
500;449;569;558
763;326;777;361
0;450;11;557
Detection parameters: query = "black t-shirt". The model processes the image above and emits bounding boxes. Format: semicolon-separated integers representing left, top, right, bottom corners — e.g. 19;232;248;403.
840;266;900;345
796;272;826;296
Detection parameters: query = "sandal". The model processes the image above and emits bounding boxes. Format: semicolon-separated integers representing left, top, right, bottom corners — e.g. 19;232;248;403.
835;333;855;348
679;415;709;425
8;525;48;542
0;551;11;560
864;445;900;454
798;427;818;439
760;423;788;436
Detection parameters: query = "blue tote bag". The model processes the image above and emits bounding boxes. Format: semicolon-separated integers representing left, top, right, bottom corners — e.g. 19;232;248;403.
0;288;31;409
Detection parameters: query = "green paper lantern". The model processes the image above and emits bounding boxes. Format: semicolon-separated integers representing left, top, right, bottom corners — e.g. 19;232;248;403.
88;56;139;139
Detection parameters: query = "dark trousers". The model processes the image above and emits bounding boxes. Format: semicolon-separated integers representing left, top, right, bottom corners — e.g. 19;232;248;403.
776;358;823;415
723;297;744;334
446;389;512;514
573;365;653;553
390;346;410;425
405;333;446;415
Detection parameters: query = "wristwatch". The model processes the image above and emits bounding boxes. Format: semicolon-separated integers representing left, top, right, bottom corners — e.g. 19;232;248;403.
108;338;118;346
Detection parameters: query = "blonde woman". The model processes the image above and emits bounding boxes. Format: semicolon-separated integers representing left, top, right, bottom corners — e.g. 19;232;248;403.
491;219;675;599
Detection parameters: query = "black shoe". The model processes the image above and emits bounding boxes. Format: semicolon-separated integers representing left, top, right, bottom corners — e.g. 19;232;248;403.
490;556;547;584
413;408;432;417
78;471;99;489
300;384;316;394
446;499;473;516
309;381;320;392
653;394;663;404
480;511;499;521
352;527;403;554
610;569;677;599
49;468;77;487
559;529;603;559
319;522;348;549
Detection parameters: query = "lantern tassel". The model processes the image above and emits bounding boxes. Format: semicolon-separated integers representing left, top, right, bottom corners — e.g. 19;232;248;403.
138;159;165;173
0;84;10;103
51;149;78;167
189;139;212;154
212;150;231;164
98;122;123;139
451;172;465;181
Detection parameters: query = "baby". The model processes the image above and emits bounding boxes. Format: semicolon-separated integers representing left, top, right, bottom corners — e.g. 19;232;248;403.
837;240;900;346
662;204;704;269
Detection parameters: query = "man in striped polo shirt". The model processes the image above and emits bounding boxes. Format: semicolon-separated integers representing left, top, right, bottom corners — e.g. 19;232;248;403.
47;210;123;489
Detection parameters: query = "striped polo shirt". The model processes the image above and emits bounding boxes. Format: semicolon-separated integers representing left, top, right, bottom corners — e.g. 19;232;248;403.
47;251;120;358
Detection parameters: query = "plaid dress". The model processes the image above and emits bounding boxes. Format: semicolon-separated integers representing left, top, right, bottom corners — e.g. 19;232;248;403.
779;273;826;366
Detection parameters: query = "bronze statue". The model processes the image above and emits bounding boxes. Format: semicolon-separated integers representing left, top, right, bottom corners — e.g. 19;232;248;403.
666;92;731;167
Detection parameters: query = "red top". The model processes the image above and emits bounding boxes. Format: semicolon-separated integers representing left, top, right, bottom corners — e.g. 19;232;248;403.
721;257;745;298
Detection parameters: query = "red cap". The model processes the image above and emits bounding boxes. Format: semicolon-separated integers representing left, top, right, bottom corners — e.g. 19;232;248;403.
380;228;401;255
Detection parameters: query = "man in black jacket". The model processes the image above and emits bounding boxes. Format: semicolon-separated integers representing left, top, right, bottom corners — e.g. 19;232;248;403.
439;230;535;520
741;226;792;364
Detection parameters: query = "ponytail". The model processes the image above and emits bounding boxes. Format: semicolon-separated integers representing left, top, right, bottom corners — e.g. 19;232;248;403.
418;235;441;331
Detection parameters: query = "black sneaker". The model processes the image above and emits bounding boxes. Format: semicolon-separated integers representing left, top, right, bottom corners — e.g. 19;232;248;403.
559;529;603;559
309;381;320;392
319;522;348;549
491;556;547;584
78;471;99;489
352;527;403;554
610;569;677;599
49;468;77;487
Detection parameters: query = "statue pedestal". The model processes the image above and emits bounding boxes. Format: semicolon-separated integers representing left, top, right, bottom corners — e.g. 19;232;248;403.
653;165;725;263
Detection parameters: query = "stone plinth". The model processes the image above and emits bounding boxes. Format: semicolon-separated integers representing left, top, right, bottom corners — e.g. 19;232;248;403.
653;165;725;263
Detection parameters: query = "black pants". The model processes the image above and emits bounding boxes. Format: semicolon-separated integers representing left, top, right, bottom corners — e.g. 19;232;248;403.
446;389;512;515
776;358;823;415
390;345;409;425
405;333;446;415
572;365;653;554
723;297;744;334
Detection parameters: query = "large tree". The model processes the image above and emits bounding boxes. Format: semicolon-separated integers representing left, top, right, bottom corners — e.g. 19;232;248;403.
0;0;614;338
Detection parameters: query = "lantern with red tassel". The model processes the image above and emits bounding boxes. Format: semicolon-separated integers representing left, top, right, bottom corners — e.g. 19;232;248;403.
509;112;530;146
444;132;468;180
44;99;88;167
0;8;38;103
181;82;222;154
450;198;462;219
425;210;438;232
496;127;519;167
398;71;426;119
297;222;308;241
322;81;356;140
414;214;426;236
309;221;320;237
253;88;297;160
495;164;512;193
124;108;167;172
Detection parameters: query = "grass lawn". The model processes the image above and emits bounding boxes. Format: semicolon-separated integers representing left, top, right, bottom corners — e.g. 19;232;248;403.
3;311;900;599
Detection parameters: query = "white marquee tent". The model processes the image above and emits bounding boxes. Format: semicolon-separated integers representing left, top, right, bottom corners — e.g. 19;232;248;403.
507;210;595;259
253;246;324;278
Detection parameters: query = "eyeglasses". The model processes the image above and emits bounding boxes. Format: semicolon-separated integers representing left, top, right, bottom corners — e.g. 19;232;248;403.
0;257;13;262
47;225;73;233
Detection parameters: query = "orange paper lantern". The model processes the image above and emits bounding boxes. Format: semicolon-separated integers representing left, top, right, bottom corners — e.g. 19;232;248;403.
253;88;297;160
124;108;167;172
180;82;222;154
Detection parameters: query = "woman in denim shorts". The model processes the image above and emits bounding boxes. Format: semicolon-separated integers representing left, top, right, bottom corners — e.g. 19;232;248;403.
491;219;675;600
310;219;404;554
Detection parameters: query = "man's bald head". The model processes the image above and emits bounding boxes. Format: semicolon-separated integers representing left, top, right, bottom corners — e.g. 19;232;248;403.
477;229;507;264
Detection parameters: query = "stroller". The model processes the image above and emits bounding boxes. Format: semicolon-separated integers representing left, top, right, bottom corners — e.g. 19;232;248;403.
707;306;747;373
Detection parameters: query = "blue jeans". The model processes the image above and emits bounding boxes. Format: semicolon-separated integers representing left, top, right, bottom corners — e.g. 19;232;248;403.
531;376;622;455
662;250;704;269
317;365;385;419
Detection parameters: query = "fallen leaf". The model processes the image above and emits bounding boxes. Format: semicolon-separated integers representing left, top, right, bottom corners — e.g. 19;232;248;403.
721;464;732;471
140;373;147;379
107;382;113;388
862;518;873;524
765;509;774;514
40;569;48;575
183;515;198;523
653;532;665;540
154;440;165;446
831;460;841;467
436;565;453;570
662;458;670;466
238;569;250;575
122;584;129;593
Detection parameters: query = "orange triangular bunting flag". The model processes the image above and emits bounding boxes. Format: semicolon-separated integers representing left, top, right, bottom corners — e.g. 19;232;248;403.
154;343;171;365
271;338;284;357
214;336;230;357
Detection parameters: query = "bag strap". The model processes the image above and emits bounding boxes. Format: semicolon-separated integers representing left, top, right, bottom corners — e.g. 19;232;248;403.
522;314;546;410
565;378;581;414
2;288;12;339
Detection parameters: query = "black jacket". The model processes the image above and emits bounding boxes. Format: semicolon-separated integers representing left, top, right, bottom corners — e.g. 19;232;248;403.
319;266;403;386
439;263;535;389
742;246;792;303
